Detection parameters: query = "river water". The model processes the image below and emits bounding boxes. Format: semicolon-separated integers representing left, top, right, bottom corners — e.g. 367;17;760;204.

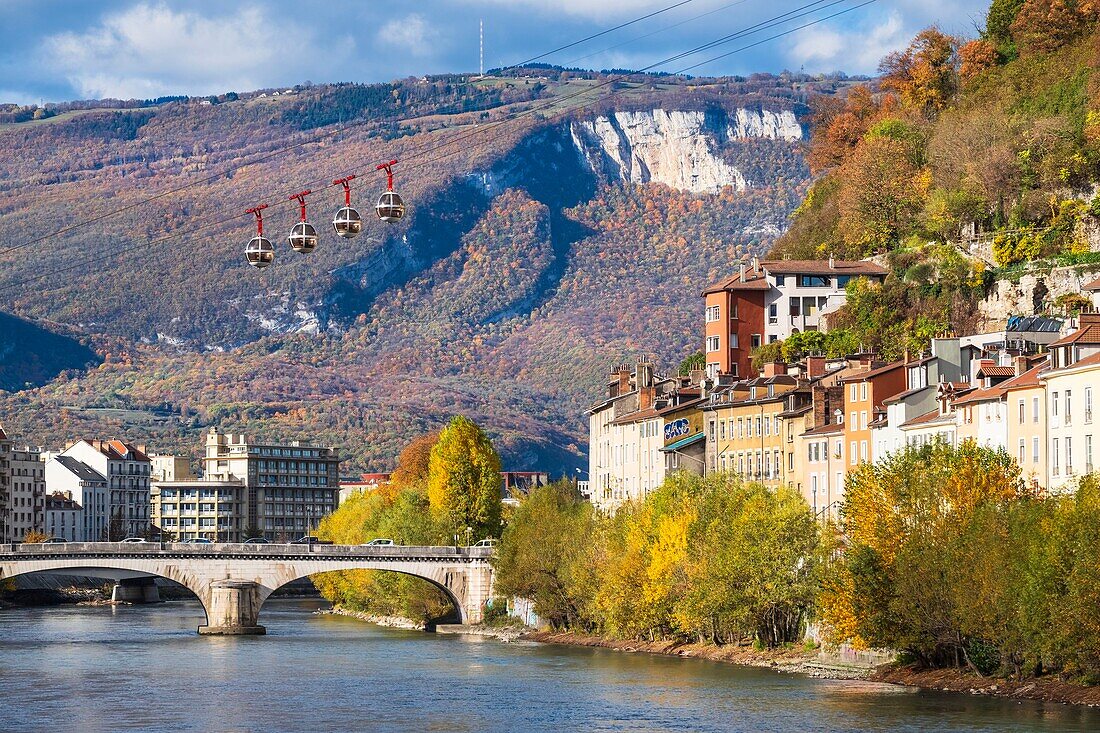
0;599;1096;733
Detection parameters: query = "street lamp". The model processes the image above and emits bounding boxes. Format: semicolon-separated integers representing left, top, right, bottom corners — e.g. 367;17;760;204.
465;526;473;546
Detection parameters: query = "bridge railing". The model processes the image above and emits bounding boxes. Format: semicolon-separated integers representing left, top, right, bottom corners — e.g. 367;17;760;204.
1;542;494;560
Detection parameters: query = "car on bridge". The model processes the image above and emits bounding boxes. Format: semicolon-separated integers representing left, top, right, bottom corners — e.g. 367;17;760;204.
183;538;213;544
43;537;68;544
472;539;498;548
120;537;148;543
290;536;333;545
362;538;395;546
244;537;270;544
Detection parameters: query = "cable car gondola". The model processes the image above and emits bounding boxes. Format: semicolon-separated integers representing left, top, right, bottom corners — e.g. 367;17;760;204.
244;204;274;269
375;159;405;223
288;190;318;254
332;175;363;239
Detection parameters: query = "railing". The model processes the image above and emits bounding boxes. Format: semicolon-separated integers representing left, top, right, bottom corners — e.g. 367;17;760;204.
0;542;495;560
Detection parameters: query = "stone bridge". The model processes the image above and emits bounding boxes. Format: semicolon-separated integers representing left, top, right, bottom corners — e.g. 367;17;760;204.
0;542;493;635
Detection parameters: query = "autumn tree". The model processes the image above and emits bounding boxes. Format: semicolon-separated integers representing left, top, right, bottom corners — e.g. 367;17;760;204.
1010;0;1084;57
390;430;440;490
879;27;960;116
427;416;503;541
958;40;1000;84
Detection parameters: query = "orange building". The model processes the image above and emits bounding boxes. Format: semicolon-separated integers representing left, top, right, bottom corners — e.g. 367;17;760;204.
702;263;767;379
839;360;906;471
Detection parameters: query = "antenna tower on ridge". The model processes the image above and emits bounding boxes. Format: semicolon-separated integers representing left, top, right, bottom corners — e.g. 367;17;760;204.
479;19;484;78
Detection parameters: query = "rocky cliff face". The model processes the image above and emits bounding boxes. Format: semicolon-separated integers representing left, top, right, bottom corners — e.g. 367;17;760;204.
570;107;802;193
980;265;1100;326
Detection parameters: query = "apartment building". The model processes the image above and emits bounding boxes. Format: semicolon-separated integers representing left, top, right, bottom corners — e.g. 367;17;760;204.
1085;276;1100;310
150;454;195;482
202;428;341;541
45;456;108;541
702;257;888;378
0;426;10;543
588;359;700;512
45;492;82;542
152;478;247;541
873;339;966;458
1043;314;1100;491
703;364;800;487
7;446;45;541
1003;362;1048;487
801;422;845;519
61;440;152;539
839;359;906;472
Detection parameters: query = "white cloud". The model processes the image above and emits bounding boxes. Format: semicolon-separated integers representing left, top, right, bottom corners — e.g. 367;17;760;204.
42;2;353;100
376;14;440;58
787;10;910;74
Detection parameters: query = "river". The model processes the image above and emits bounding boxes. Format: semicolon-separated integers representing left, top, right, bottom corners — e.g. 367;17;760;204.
0;599;1096;732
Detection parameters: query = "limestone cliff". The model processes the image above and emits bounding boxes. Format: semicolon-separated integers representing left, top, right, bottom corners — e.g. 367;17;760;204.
570;107;802;194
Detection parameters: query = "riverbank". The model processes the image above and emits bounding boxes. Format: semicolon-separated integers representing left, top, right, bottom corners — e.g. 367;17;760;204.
318;606;428;631
872;665;1100;707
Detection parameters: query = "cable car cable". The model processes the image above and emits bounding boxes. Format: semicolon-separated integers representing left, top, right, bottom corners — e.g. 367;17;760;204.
0;0;876;293
0;0;701;261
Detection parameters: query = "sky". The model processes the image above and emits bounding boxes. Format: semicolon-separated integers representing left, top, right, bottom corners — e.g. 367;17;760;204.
0;0;992;105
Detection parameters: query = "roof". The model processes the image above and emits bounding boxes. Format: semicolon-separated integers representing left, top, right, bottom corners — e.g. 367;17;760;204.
1044;350;1100;375
882;385;931;405
999;363;1047;391
778;404;813;419
801;422;844;437
976;365;1015;378
900;409;953;429
661;432;705;452
1049;316;1100;347
0;425;6;440
703;268;770;294
838;360;904;383
52;456;107;483
760;259;889;276
1082;276;1100;292
951;385;1007;406
45;493;81;510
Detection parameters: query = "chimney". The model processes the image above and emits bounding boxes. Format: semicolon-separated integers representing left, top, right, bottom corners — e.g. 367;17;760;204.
806;355;826;379
689;368;706;385
739;262;747;282
639;386;656;410
752;255;760;273
618;367;631;395
811;384;827;428
1014;355;1029;377
637;359;654;389
762;361;787;378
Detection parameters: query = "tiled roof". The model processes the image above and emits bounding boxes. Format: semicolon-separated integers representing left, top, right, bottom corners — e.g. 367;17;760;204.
838;360;904;383
901;409;952;428
1045;350;1100;374
802;422;844;436
951;385;1006;406
999;362;1048;390
976;365;1015;378
1049;316;1100;347
703;268;770;294
1083;276;1100;291
761;259;889;276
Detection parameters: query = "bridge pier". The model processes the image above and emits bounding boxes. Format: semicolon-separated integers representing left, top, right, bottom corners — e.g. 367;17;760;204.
111;577;161;604
198;580;266;636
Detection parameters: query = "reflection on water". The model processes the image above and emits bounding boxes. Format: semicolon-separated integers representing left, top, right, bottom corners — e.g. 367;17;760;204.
0;599;1096;733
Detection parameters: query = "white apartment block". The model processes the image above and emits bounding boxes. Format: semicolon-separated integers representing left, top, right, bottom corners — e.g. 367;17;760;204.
45;492;82;542
7;446;45;540
45;456;108;541
152;479;246;542
60;440;151;539
0;427;11;543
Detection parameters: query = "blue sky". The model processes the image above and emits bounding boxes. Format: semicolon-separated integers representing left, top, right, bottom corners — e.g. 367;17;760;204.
0;0;991;105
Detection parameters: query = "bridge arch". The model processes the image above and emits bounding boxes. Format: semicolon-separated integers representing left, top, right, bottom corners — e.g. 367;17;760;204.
0;544;493;635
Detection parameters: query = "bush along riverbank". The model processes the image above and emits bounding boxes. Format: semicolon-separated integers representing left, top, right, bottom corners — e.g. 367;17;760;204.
492;450;1100;707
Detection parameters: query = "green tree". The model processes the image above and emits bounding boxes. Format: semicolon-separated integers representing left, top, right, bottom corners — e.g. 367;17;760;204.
677;351;706;376
427;416;503;541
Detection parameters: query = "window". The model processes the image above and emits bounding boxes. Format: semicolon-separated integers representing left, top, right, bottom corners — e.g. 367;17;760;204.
1052;393;1059;421
768;303;778;324
1053;438;1060;476
775;275;786;286
707;362;720;377
789;298;801;317
729;363;739;377
799;275;829;287
803;297;819;317
719;420;726;440
763;417;771;436
730;302;738;319
1066;390;1072;425
705;305;721;322
860;383;868;402
1018;400;1025;424
1018;438;1026;464
860;441;868;462
1033;396;1040;424
755;417;762;436
1087;388;1094;424
835;440;842;459
1066;436;1074;475
729;333;739;349
1033;437;1040;464
706;336;720;353
849;384;857;402
850;442;857;465
860;411;868;430
1087;435;1094;473
751;334;762;349
837;275;851;287
738;418;744;438
850;412;857;428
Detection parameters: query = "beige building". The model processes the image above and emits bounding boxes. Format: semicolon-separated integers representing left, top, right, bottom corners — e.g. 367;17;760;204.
1043;355;1100;493
151;454;195;482
202;428;341;540
152;479;247;541
1002;362;1048;488
7;445;45;541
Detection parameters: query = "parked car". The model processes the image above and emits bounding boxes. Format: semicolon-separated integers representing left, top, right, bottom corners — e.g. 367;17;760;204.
290;536;332;545
43;537;68;544
185;538;213;544
472;539;498;548
363;538;395;546
119;537;147;543
243;537;271;544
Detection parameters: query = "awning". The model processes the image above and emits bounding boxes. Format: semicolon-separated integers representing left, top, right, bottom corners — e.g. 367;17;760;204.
661;432;705;452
